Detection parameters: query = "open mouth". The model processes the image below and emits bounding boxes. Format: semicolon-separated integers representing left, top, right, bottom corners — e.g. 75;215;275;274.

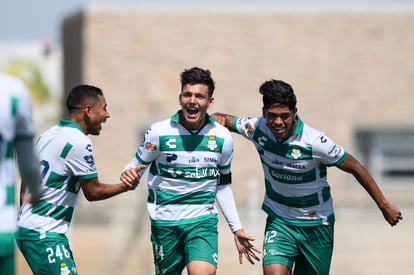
186;106;199;116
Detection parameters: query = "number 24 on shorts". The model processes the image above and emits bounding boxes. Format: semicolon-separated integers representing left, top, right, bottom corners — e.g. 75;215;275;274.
46;244;71;263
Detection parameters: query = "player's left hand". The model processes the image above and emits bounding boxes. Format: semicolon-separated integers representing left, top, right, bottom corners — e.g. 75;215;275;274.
233;228;261;264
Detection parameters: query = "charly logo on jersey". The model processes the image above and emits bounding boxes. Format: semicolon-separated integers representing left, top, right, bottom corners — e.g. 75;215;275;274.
85;144;93;152
166;138;177;149
258;135;267;147
206;135;218;151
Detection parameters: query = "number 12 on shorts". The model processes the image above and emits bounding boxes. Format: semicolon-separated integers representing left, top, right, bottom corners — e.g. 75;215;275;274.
264;230;277;244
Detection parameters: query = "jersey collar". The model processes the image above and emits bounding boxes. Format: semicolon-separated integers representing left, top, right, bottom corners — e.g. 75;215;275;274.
58;119;84;133
171;110;215;125
292;115;304;136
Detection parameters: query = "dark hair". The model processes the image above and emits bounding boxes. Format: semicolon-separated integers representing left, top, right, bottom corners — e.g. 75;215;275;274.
259;79;297;110
180;67;215;97
66;85;103;112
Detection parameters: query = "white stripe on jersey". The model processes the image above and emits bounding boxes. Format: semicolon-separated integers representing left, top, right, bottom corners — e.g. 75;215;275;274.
16;120;98;237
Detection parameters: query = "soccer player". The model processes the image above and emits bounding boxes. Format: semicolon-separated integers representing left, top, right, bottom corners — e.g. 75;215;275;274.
212;79;403;275
0;73;42;275
15;84;145;275
121;67;260;275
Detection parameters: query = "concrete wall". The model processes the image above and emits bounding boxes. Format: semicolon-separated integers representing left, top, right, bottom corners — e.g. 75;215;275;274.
52;3;414;275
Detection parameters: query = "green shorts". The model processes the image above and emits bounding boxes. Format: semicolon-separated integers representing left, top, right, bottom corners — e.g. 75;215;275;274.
151;216;219;275
0;232;15;275
16;234;77;275
263;216;334;275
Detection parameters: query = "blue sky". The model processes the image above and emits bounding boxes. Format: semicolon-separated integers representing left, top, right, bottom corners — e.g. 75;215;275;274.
0;0;410;46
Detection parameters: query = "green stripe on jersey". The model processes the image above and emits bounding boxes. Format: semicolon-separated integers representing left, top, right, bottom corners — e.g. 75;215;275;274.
265;179;331;208
60;143;73;158
11;97;18;116
45;172;82;194
148;189;216;205
31;200;74;223
159;135;224;153
6;185;15;205
5;141;13;158
253;127;312;160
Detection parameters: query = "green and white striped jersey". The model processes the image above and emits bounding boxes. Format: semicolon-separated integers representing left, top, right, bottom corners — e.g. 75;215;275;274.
125;111;234;226
0;74;35;233
233;115;347;226
16;120;98;240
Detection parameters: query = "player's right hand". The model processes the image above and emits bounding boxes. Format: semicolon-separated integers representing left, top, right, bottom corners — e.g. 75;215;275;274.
120;165;146;189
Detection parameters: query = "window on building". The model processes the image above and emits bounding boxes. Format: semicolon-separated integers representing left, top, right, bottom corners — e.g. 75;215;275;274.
354;128;414;187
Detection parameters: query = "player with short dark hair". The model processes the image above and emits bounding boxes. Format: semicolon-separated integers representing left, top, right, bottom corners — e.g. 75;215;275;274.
16;84;144;275
212;79;402;275
121;67;260;275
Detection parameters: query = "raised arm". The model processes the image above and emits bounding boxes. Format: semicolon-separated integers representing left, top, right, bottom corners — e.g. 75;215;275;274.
337;154;403;226
211;112;236;131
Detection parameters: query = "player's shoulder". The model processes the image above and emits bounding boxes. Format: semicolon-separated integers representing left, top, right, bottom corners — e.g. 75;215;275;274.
301;122;328;144
0;74;28;97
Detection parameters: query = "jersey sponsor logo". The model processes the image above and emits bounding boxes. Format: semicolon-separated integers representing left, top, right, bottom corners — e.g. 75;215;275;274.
272;158;306;170
204;157;218;163
83;154;95;168
270;170;303;182
166;166;219;179
188;156;199;163
166;153;177;163
328;144;342;158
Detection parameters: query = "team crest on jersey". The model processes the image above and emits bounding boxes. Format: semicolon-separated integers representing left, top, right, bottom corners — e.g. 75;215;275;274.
59;262;71;275
206;135;218;151
288;145;302;160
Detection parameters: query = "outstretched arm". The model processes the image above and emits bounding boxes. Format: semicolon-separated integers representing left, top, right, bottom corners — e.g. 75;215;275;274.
81;165;146;201
337;154;403;226
211;112;236;131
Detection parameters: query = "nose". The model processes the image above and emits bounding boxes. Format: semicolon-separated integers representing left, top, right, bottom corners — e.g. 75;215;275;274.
271;116;283;126
189;95;196;103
